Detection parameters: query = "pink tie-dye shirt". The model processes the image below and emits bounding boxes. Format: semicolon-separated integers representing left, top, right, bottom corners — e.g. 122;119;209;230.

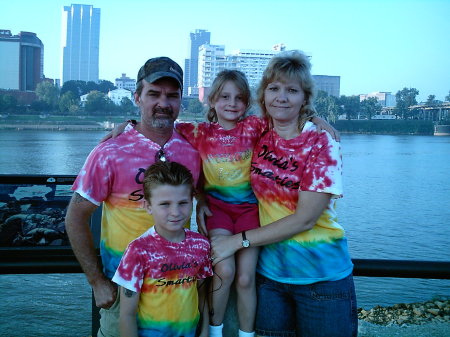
112;227;212;337
72;125;200;278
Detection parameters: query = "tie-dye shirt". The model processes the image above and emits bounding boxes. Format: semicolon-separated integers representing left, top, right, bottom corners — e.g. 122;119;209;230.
112;227;212;337
72;125;200;278
176;116;266;204
250;122;353;284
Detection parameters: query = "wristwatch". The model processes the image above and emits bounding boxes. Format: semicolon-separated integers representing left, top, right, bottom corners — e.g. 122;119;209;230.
241;231;250;248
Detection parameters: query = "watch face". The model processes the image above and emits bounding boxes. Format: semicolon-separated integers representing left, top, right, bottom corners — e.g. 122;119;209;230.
242;239;250;248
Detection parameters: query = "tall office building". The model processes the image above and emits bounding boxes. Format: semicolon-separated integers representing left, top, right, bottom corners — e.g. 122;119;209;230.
0;30;44;91
61;4;100;84
183;29;210;96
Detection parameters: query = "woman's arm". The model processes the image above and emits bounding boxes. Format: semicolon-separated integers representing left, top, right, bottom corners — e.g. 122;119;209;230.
119;286;140;337
211;190;331;265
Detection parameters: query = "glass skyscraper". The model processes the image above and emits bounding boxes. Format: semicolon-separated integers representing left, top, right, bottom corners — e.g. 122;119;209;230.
183;29;210;96
61;4;100;84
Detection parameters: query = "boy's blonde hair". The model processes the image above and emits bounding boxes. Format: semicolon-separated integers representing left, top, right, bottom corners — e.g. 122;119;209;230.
143;161;194;202
256;50;316;131
206;70;252;122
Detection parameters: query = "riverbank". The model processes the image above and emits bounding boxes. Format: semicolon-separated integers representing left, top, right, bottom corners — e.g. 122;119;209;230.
357;298;449;337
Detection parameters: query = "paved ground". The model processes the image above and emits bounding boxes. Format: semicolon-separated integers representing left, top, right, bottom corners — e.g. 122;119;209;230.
358;320;450;337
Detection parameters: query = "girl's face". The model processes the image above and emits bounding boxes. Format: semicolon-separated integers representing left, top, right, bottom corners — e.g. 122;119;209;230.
213;81;247;129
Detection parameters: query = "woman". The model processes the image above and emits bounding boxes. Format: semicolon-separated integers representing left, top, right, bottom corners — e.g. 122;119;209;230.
211;50;357;337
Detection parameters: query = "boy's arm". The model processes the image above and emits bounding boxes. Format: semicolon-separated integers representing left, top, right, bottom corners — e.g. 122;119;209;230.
119;286;140;337
197;279;210;337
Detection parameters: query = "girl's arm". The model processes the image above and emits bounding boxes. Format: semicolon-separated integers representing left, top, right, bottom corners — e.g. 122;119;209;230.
119;286;140;337
311;116;340;141
196;279;210;337
211;190;331;264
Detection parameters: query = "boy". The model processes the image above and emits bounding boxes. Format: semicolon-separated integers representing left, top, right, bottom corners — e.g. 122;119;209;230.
112;161;212;337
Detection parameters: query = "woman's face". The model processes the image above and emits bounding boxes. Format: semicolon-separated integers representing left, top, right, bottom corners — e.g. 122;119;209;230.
264;78;305;124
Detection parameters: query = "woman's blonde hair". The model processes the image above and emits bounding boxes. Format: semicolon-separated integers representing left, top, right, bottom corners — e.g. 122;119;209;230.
206;69;251;122
256;50;316;131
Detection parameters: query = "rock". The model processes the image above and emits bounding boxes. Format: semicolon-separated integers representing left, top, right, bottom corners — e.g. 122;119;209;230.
427;308;440;316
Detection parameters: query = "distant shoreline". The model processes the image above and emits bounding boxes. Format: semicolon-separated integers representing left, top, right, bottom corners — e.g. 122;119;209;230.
0;123;113;131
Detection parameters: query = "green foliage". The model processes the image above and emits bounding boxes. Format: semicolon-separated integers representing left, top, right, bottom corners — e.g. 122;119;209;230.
187;98;205;114
35;81;59;110
59;91;80;114
333;119;433;135
120;97;137;114
0;94;18;113
360;97;382;120
394;87;419;119
338;95;360;120
85;91;111;113
315;90;339;122
445;91;450;102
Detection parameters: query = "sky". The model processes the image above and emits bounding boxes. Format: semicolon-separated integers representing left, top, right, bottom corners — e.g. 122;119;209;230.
1;0;449;102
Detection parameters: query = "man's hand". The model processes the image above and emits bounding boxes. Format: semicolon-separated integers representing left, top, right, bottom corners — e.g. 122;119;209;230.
92;276;118;309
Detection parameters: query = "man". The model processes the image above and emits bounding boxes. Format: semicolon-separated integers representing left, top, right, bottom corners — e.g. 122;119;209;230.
65;57;201;337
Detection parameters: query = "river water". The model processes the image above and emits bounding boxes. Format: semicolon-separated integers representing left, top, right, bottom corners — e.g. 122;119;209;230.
0;130;449;336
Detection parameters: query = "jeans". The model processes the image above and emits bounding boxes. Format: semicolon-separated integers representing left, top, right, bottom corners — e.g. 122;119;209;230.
255;273;358;337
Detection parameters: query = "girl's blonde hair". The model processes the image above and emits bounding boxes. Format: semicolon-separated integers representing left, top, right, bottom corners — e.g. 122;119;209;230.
256;50;316;131
206;70;251;122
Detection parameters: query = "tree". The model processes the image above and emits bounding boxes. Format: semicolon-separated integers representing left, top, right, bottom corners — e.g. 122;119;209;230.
60;80;87;97
187;99;205;114
315;90;339;122
85;91;108;113
0;94;18;113
35;81;59;111
97;80;116;94
338;95;360;120
445;91;450;102
120;97;136;114
426;95;438;106
59;91;80;114
360;97;382;120
394;87;419;119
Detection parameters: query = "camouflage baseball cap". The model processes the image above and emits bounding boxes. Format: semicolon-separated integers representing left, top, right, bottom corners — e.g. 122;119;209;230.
137;57;183;90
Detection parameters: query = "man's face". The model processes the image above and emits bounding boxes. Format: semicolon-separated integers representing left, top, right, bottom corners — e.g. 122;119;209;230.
135;78;181;129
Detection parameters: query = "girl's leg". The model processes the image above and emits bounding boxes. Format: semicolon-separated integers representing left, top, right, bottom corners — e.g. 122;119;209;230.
235;246;259;333
209;228;235;327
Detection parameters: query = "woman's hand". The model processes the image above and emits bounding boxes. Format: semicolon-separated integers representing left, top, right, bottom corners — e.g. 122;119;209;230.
311;116;340;141
99;120;131;143
210;234;240;266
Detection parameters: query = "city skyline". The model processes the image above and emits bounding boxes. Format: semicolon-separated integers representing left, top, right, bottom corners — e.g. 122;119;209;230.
0;0;449;102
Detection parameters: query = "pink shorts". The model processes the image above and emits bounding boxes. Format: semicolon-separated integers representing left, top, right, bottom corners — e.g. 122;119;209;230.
206;195;260;234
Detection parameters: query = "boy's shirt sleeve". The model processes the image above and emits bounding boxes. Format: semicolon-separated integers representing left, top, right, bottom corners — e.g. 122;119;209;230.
112;241;145;292
196;240;213;280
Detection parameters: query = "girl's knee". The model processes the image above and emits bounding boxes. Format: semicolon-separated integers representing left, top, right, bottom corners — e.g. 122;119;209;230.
214;262;235;283
236;272;255;290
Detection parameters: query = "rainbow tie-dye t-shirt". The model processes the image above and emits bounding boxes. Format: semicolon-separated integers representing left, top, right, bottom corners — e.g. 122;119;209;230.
176;116;266;204
250;122;353;284
112;227;213;337
72;125;200;278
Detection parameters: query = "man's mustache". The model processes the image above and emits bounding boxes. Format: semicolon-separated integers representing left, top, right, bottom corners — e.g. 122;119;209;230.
153;107;173;115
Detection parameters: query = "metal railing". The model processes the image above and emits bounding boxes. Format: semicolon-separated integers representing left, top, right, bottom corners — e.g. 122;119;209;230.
1;174;449;335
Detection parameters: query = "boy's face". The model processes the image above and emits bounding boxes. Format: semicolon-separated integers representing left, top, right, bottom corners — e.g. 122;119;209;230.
147;184;192;242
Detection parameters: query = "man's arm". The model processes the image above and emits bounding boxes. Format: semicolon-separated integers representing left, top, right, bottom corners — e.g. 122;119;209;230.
65;192;117;308
119;287;139;337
